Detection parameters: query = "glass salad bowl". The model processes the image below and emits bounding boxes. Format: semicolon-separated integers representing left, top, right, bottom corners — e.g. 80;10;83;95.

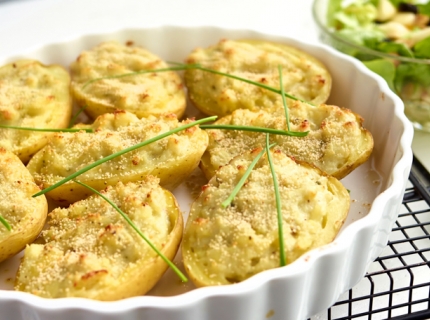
312;0;430;132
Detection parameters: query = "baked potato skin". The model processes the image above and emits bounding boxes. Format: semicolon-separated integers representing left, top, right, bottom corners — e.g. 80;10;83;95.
0;60;72;163
27;111;208;204
183;148;350;287
184;39;332;117
0;148;47;263
15;178;183;300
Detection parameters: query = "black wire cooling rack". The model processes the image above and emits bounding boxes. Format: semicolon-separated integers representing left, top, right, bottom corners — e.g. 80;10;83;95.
311;156;430;320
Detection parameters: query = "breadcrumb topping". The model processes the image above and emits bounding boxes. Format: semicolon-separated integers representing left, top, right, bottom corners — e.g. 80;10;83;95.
201;101;373;180
0;148;47;262
27;111;208;202
70;41;186;119
15;178;178;299
0;60;72;162
184;39;332;117
183;149;350;286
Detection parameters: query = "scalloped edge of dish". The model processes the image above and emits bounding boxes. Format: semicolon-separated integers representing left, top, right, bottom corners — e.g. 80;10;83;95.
0;26;414;320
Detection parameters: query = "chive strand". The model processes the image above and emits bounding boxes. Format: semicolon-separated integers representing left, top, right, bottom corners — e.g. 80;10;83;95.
278;65;291;132
82;64;200;90
32;116;217;198
0;124;93;133
194;65;308;104
222;142;276;208
265;134;286;267
82;62;312;105
69;105;88;128
200;124;308;137
0;215;11;231
221;148;266;208
173;62;308;103
168;61;304;102
74;180;187;282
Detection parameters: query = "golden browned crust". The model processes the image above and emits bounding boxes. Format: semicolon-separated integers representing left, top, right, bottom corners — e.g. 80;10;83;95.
70;41;186;119
27;111;208;204
0;148;47;263
183;148;350;287
200;101;373;180
184;39;332;117
15;178;183;300
0;60;72;163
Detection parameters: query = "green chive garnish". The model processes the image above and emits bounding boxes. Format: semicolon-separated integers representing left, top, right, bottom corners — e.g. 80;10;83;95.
82;62;312;105
192;64;309;104
0;215;11;231
82;64;200;90
32;116;217;198
278;65;291;132
222;143;276;208
200;124;308;137
69;105;88;128
0;124;93;133
32;58;316;279
265;134;286;267
74;180;187;282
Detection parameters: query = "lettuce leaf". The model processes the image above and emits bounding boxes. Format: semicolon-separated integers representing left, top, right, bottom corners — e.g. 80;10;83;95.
394;63;430;93
337;28;384;45
324;0;430;99
327;0;343;28
332;0;378;28
363;59;396;89
417;2;430;15
414;37;430;58
364;38;415;57
388;0;406;7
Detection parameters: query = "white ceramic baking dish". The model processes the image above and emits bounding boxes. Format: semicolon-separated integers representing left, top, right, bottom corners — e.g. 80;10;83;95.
0;26;413;320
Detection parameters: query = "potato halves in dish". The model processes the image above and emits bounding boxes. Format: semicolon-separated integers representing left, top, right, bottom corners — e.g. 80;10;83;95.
183;148;350;287
0;148;47;263
184;39;332;117
200;101;373;180
70;41;186;119
26;111;208;204
15;178;183;300
0;60;72;163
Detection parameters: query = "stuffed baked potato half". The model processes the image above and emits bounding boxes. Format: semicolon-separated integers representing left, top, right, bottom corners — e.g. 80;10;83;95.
0;60;72;163
15;177;183;300
200;101;373;180
0;148;47;263
184;39;332;117
70;41;186;120
27;111;208;204
183;147;350;287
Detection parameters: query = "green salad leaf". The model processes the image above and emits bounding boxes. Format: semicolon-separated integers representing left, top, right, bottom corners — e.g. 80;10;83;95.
394;63;430;92
414;37;430;59
364;38;414;57
327;0;343;27
327;0;385;48
332;2;379;30
388;0;405;6
417;2;430;15
326;0;430;101
337;28;385;46
363;59;396;89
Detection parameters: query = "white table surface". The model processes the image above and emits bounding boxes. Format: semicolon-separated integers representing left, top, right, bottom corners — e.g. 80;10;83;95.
1;0;428;169
0;0;318;51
